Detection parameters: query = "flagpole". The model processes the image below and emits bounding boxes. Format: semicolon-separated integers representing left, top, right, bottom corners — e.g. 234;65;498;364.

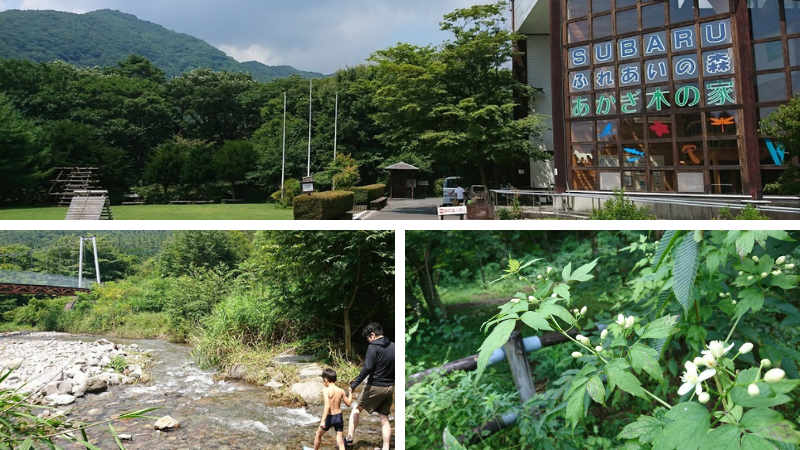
333;92;339;190
307;79;312;178
281;92;287;200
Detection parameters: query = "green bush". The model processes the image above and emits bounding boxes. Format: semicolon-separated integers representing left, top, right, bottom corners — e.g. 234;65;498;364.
270;178;300;208
717;204;770;220
589;188;656;220
164;267;231;342
351;184;386;205
293;191;354;220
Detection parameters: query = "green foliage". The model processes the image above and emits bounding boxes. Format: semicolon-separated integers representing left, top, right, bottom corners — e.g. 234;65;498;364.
760;94;800;164
214;140;258;199
157;230;244;278
0;93;45;205
717;204;772;220
351;183;386;205
163;266;231;342
589;189;657;220
270;178;301;208
108;355;127;373
292;190;354;220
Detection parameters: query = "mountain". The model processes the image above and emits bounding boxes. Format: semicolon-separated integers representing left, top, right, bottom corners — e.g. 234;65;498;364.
0;9;326;82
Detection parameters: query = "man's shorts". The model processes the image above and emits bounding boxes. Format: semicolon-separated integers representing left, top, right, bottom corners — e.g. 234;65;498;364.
360;385;394;416
323;413;344;432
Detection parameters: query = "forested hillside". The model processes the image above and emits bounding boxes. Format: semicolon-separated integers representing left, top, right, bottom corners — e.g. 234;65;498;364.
0;9;324;82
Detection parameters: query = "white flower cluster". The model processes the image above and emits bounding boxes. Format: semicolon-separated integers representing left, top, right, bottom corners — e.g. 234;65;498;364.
616;314;635;329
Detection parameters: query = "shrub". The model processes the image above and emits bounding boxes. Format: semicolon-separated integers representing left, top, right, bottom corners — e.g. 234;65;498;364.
293;191;354;220
717;204;770;220
589;188;656;220
351;184;386;205
270;178;300;208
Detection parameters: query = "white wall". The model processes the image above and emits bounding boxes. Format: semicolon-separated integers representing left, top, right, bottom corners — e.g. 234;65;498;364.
527;34;556;188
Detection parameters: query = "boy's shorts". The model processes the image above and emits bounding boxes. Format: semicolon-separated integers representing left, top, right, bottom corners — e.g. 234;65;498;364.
359;385;394;416
323;413;344;432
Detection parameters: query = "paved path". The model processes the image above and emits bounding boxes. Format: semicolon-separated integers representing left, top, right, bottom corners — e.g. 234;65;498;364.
357;198;467;221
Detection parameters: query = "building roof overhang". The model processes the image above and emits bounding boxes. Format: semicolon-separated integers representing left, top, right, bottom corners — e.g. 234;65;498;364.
514;0;551;35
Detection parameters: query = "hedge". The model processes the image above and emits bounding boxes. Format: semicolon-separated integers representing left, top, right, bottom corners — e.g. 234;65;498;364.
351;184;386;205
293;191;355;220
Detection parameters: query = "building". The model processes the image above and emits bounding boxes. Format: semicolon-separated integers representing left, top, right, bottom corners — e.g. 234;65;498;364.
514;0;799;201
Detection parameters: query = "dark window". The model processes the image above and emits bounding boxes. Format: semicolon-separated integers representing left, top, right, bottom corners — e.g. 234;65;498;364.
642;4;666;30
649;142;676;167
756;72;788;102
670;0;695;24
789;38;800;66
571;121;595;142
675;113;704;138
700;0;730;18
593;14;613;39
568;19;590;43
749;1;781;40
792;70;800;94
616;0;637;8
785;0;800;34
754;41;786;71
593;0;612;14
568;0;589;19
616;8;639;35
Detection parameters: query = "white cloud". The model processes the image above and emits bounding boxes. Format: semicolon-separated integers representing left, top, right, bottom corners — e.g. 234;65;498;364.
15;0;98;13
218;43;278;65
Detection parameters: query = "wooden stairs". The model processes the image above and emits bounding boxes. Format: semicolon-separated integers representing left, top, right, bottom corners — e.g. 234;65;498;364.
65;190;113;220
49;167;102;206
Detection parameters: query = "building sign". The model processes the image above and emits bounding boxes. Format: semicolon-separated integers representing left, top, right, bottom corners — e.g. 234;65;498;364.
568;19;736;118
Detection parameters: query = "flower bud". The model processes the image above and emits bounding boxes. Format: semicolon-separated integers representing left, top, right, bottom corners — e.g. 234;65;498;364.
719;292;726;298
703;354;717;368
761;359;771;368
738;271;744;276
551;293;557;298
518;276;523;280
617;314;625;326
752;255;759;262
786;264;795;269
748;383;760;397
572;351;582;358
698;392;710;404
528;296;535;301
732;300;737;304
547;267;553;274
537;274;543;279
739;342;753;354
573;309;579;314
747;275;753;280
625;316;635;329
761;272;769;278
600;329;608;340
764;368;785;384
576;335;590;346
772;270;782;276
693;356;705;366
776;256;786;265
580;306;587;315
510;298;520;304
595;345;603;352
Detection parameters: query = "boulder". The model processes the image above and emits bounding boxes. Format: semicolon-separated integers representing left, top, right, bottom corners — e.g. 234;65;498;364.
264;379;283;389
43;381;61;397
84;376;108;394
56;380;73;395
44;394;76;406
72;384;86;398
298;365;323;379
154;415;180;431
227;364;246;380
291;381;326;404
72;371;88;386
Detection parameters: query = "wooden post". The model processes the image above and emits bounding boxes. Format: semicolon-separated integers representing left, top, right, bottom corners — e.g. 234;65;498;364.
504;330;536;403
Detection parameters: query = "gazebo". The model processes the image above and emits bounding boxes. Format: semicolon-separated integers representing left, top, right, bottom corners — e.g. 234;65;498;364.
385;162;418;199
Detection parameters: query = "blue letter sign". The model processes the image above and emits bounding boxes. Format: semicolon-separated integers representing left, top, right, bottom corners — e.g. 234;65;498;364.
594;41;614;63
645;32;667;55
571;47;588;67
672;27;695;51
619;38;639;59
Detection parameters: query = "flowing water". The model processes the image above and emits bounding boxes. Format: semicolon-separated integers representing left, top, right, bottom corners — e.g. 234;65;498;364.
26;335;389;450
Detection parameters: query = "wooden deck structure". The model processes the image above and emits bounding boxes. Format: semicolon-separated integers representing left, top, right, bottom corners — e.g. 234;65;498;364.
65;190;113;220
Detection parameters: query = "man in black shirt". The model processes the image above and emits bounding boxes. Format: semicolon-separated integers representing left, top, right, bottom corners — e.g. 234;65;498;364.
346;323;394;450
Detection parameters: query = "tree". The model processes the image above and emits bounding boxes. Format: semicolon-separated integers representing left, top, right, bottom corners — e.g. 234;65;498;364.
110;54;166;85
370;1;549;187
251;231;394;359
214;140;257;199
0;94;45;205
143;141;186;198
157;231;242;277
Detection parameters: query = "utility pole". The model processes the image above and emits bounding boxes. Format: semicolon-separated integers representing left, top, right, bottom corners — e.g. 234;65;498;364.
307;79;313;177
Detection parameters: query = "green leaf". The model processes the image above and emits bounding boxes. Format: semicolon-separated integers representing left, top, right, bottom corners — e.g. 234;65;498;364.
476;319;516;379
586;375;605;405
564;376;589;400
520;311;553;332
562;262;572;281
513;291;528;300
741;433;780;450
553;283;571;301
569;258;599;282
736;287;766;318
565;383;587;431
629;343;663;381
736;231;756;257
19;439;33;450
618;415;663;444
606;359;648;400
770;275;799;290
651;402;711;450
742;408;800;444
508;257;520;273
443;427;467;450
699;425;741;450
654;230;679;271
731;383;792;408
672;235;700;315
640;315;680;340
538;303;576;326
706;249;722;273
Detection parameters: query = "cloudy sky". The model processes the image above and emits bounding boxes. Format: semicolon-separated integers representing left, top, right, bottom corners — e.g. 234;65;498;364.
0;0;496;73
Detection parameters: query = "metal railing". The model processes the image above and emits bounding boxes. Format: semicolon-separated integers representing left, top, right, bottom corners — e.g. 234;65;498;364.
0;270;96;289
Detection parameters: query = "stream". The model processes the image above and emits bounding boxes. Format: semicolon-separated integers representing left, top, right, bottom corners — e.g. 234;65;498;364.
11;334;389;450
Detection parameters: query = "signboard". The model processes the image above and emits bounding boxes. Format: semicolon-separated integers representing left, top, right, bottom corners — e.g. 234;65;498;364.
438;206;467;216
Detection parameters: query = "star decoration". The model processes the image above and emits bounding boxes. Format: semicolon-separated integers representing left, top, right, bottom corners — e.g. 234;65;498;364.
650;121;670;137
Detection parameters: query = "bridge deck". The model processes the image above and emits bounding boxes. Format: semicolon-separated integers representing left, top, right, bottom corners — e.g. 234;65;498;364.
0;283;91;296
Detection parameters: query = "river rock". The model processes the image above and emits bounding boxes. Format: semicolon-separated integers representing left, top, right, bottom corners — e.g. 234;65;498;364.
264;379;283;389
72;384;86;397
84;376;108;394
291;381;325;404
118;434;132;440
298;365;323;379
72;371;88;386
57;380;73;395
44;381;61;396
227;364;246;380
44;394;76;406
154;415;180;431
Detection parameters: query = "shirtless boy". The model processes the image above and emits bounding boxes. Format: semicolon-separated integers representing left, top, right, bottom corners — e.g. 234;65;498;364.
313;368;352;450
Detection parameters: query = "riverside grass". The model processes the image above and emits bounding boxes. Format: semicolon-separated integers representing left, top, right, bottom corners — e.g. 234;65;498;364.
0;203;293;220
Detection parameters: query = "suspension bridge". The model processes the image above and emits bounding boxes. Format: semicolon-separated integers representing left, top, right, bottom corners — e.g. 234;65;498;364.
0;237;101;296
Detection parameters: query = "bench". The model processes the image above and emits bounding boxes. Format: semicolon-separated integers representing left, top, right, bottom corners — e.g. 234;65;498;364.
122;194;144;205
169;200;193;205
121;201;145;205
370;196;388;210
221;199;243;204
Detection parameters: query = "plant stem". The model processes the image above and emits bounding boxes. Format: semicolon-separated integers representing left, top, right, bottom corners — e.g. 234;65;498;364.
642;388;672;409
725;315;743;344
714;374;728;411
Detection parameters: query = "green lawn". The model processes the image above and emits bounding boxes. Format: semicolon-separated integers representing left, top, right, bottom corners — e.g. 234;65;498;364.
0;204;294;220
